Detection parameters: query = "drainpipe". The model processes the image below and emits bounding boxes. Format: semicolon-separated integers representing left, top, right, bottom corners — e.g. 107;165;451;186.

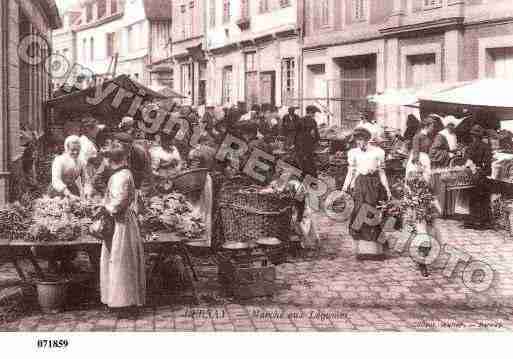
0;1;11;204
298;0;305;116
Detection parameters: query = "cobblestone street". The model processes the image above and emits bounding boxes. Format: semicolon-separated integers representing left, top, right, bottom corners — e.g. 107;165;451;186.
2;214;513;332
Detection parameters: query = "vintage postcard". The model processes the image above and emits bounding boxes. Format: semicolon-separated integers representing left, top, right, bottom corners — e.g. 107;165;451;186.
1;1;513;347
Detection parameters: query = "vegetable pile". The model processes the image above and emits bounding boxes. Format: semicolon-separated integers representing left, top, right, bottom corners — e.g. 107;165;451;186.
0;203;32;241
29;196;83;242
139;192;205;239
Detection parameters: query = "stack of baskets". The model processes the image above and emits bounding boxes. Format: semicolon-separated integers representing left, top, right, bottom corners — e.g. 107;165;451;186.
218;186;293;244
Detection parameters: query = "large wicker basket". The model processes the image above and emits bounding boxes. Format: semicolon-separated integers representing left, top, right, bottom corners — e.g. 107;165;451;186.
169;168;208;194
218;188;293;244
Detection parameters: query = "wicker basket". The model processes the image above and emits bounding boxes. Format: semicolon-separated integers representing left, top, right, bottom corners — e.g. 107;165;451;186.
169;168;208;194
219;204;292;244
218;188;292;244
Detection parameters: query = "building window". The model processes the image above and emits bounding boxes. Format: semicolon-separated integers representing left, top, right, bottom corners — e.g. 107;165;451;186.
282;58;295;104
245;52;257;72
280;0;291;8
189;1;195;8
406;54;437;87
488;47;513;80
181;4;186;13
222;66;233;105
106;32;117;57
181;63;193;98
127;25;133;52
97;0;107;18
241;0;249;18
352;0;366;21
260;0;269;13
111;0;118;14
86;3;93;22
82;38;87;62
223;0;230;24
209;0;216;28
320;0;329;26
90;37;94;61
423;0;443;9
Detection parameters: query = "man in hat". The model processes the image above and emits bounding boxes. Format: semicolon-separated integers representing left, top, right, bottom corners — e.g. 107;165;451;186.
281;106;300;148
464;124;493;230
294;105;321;178
343;126;392;260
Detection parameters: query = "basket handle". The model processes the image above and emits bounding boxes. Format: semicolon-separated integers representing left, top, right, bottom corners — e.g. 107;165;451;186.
219;202;292;216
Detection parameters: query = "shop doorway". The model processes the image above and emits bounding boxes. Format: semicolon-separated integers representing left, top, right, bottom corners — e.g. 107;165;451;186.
333;54;376;127
260;71;276;107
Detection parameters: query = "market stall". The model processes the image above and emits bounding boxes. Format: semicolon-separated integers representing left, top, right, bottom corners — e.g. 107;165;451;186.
45;75;175;137
417;79;513;220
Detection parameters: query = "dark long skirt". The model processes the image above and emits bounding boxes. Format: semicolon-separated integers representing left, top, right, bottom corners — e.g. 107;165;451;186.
349;173;386;242
466;175;492;225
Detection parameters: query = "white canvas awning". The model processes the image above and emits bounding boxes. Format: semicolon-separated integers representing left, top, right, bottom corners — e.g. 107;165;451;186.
368;82;469;107
418;79;513;109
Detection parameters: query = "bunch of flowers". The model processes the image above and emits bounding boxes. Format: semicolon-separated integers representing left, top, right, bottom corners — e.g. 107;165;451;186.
402;171;436;227
378;198;404;231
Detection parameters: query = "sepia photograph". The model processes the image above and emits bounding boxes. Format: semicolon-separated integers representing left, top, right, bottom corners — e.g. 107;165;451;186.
1;0;513;352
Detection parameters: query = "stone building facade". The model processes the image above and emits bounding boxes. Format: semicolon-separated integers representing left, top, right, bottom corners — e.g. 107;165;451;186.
148;0;204;105
205;0;300;108
52;7;81;90
0;0;61;204
301;0;513;130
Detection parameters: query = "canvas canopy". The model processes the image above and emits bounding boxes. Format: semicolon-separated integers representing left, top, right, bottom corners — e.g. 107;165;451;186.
46;75;172;125
418;79;513;109
368;82;469;107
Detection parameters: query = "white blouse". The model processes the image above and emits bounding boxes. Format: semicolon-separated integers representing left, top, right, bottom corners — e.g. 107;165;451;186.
51;154;83;193
347;145;386;176
149;145;183;176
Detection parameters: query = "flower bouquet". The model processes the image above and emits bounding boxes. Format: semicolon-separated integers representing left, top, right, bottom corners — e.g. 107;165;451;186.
378;198;404;231
402;172;436;232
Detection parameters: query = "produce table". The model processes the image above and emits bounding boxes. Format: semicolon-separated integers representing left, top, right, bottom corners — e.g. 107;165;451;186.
0;233;201;285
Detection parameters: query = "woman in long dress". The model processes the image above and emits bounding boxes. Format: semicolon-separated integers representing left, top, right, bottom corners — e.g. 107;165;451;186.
100;140;146;317
343;126;392;260
429;115;462;216
49;135;85;200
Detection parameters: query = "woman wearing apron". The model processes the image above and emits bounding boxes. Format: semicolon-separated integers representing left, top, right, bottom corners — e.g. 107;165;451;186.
429;115;462;216
343;127;392;260
49;135;85;199
101;140;146;318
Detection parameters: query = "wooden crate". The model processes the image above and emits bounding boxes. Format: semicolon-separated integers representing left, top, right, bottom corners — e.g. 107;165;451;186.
218;257;276;299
